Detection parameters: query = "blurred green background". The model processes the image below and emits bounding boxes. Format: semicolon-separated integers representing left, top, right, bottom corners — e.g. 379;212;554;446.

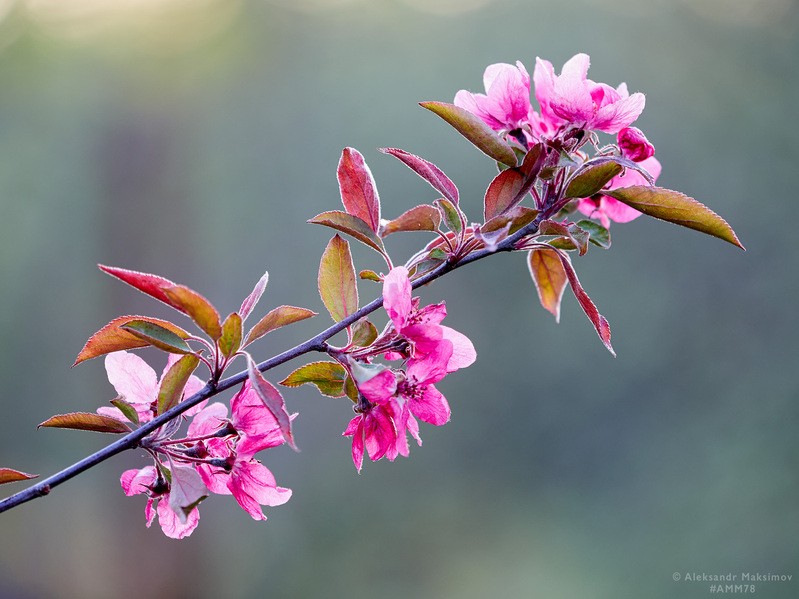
0;0;796;597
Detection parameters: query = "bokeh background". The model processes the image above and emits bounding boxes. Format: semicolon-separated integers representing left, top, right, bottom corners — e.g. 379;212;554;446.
0;0;797;597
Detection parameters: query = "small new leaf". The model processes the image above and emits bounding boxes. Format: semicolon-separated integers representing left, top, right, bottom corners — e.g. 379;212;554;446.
308;210;385;254
244;306;317;346
380;205;441;237
74;315;190;366
604;185;745;249
318;235;358;322
420;101;517;167
38;412;131;434
564;160;623;198
337;148;381;233
156;354;201;415
0;468;38;485
98;265;185;313
219;313;243;358
350;318;378;347
120;320;193;354
528;249;568;322
239;271;269;322
577;220;611;249
110;397;140;426
434;198;463;235
380;148;459;204
163;285;223;341
280;361;348;398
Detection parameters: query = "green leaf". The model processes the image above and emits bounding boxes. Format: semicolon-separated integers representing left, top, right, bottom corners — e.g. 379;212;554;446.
163;285;223;340
381;205;441;237
539;220;590;256
564;160;623;198
110;397;140;426
527;248;568;322
0;468;38;485
219;312;243;358
244;305;317;346
344;375;358;403
38;412;131;434
577;219;611;249
120;320;193;354
351;318;378;347
434;198;463;235
74;315;190;366
604;185;745;249
156;354;201;415
359;270;382;282
318;235;358;322
420;101;518;167
308;210;386;254
280;361;348;398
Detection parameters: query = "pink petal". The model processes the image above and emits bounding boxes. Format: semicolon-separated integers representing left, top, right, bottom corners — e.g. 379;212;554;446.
592;92;645;134
105;351;158;406
187;402;228;437
196;463;232;496
156;497;200;539
344;415;365;472
382;267;413;331
363;405;398;462
120;466;156;496
409;384;451;426
228;460;292;520
407;342;452;386
358;370;398;406
597;197;642;224
440;326;476;372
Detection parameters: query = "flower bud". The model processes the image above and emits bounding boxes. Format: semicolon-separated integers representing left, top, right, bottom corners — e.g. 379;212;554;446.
617;127;655;162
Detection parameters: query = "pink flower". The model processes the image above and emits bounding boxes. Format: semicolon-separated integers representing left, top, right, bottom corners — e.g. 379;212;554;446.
342;390;399;473
577;156;662;227
382;267;476;373
455;62;534;136
187;399;292;521
120;466;200;539
534;54;645;134
100;351;205;423
617;127;655;162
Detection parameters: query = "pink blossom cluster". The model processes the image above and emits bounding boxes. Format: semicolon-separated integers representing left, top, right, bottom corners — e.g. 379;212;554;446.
104;352;291;539
343;267;476;472
454;53;662;227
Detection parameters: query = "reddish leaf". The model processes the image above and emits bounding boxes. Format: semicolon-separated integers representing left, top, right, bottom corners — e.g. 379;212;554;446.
337;148;381;233
280;361;348;398
420;101;517;167
163;285;222;341
38;412;131;434
483;145;545;220
318;235;358;322
482;206;539;235
604;185;745;249
98;265;186;313
381;205;442;237
565;160;624;198
380;147;459;204
120;320;193;354
219;312;243;358
244;305;317;346
550;248;615;356
308;210;385;254
247;356;297;451
527;249;568;322
157;353;201;415
74;315;190;366
0;468;38;485
239;271;269;322
539;220;590;256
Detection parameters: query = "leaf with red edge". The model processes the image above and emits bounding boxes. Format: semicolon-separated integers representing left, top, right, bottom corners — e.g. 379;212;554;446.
239;271;269;322
38;412;131;434
280;361;348;398
0;468;38;485
380;148;459;204
162;285;222;341
527;248;568;322
244;305;317;346
565;160;623;198
247;356;297;451
157;353;201;415
420;101;517;167
539;220;590;256
434;198;463;235
219;312;243;358
549;248;615;356
98;265;186;313
604;185;745;249
73;315;190;366
381;205;441;237
359;269;382;282
308;210;385;254
350;318;378;347
482;206;539;235
483;145;545;220
337;148;381;233
318;235;358;323
120;320;193;354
